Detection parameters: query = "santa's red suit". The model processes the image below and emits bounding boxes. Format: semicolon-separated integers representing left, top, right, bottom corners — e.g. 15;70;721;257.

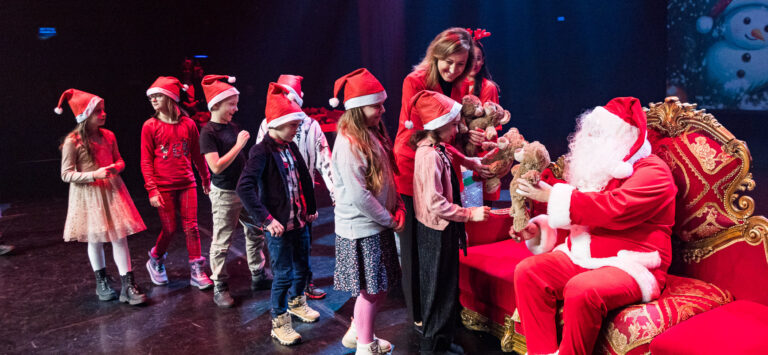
514;97;677;355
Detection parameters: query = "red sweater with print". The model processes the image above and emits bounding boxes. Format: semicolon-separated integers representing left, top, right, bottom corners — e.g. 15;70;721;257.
140;116;210;198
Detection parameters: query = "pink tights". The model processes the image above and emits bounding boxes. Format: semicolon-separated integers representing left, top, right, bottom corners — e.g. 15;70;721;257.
354;290;386;344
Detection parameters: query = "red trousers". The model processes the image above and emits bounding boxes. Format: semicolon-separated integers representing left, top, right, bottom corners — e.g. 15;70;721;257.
151;187;202;260
514;251;643;355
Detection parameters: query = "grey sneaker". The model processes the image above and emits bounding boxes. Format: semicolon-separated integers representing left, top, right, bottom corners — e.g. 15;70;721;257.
146;250;168;285
213;282;234;308
189;257;213;290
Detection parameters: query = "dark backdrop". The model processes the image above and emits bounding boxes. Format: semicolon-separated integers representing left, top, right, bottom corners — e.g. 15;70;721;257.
2;0;765;214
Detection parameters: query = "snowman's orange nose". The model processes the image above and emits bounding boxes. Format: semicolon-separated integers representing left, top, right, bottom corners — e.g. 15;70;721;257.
752;28;765;41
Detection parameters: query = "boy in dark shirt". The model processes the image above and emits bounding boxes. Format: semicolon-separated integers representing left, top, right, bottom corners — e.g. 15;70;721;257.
199;74;269;308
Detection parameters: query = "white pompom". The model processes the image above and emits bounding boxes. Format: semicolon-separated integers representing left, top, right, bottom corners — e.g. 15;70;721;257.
404;120;414;130
696;16;713;33
228;76;236;83
54;107;63;115
611;161;634;179
329;97;340;108
182;84;189;91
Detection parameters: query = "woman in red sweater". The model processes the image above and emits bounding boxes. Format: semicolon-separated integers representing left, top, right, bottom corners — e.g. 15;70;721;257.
141;76;213;290
392;27;490;331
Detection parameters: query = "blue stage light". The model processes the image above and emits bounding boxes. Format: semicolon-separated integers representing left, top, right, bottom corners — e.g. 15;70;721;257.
194;55;208;59
38;27;56;40
557;16;565;22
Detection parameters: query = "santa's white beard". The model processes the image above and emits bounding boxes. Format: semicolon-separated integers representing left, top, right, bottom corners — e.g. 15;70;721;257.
565;108;639;192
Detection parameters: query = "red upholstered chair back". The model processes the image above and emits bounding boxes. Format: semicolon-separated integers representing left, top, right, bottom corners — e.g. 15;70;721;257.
644;97;768;305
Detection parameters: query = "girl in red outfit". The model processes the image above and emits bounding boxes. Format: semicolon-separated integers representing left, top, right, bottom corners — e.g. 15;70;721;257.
392;27;489;331
141;76;213;290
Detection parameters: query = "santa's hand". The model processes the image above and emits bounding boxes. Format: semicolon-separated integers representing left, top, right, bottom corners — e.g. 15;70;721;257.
509;222;540;242
515;180;552;203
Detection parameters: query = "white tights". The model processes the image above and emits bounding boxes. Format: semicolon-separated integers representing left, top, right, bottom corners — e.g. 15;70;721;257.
87;238;132;275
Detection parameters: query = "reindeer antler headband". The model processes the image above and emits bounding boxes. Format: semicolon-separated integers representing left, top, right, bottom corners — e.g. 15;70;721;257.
466;28;491;42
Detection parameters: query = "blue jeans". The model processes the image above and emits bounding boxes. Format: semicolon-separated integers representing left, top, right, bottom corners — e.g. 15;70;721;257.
266;225;310;317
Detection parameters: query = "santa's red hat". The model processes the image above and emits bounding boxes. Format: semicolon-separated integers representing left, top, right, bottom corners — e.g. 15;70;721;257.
277;74;304;107
201;74;239;111
329;68;387;110
405;90;462;131
593;96;652;179
146;76;188;103
697;0;768;33
54;88;103;123
265;82;305;128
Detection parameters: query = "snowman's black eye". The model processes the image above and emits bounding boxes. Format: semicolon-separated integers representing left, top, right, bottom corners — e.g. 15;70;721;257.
744;17;751;25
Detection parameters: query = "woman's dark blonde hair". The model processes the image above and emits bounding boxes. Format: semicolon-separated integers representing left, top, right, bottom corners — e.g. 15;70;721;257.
337;106;398;195
415;27;475;90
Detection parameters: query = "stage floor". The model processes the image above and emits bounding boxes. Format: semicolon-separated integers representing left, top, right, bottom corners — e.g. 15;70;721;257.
0;190;508;354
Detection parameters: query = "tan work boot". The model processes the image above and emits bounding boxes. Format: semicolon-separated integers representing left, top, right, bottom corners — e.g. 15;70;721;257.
287;294;320;323
271;312;301;346
342;317;392;352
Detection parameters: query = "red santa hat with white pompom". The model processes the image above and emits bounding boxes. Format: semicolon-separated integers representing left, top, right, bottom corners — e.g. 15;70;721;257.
697;0;768;33
329;68;387;111
146;76;188;103
54;88;103;123
277;74;305;107
593;96;652;179
265;82;306;128
201;74;239;111
405;90;462;131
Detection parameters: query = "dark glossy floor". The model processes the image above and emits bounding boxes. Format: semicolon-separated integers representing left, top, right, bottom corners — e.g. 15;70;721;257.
0;187;509;355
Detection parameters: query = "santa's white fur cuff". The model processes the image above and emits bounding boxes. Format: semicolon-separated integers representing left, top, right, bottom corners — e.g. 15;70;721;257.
547;183;575;229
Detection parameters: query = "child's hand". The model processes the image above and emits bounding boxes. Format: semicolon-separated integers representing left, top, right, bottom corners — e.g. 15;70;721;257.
468;129;485;146
236;130;251;148
92;167;112;180
469;206;491;222
150;194;165;208
202;181;211;195
266;219;285;237
105;164;118;175
306;212;319;223
393;209;406;233
510;222;540;243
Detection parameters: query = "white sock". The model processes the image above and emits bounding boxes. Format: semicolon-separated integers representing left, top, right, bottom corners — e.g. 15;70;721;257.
87;242;106;271
111;238;132;276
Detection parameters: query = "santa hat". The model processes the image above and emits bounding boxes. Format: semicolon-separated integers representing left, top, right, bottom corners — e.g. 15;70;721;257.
201;74;239;111
697;0;768;33
329;68;387;110
592;97;652;179
405;90;462;131
146;76;188;103
277;74;304;107
53;88;103;123
265;82;305;128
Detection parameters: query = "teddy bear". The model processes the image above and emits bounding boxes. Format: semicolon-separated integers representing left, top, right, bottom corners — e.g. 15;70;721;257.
459;95;511;157
509;141;551;233
479;127;527;194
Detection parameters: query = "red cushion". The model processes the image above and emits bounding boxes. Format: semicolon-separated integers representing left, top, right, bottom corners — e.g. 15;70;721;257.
649;300;768;355
459;239;533;324
649;128;743;242
465;208;515;247
594;275;734;355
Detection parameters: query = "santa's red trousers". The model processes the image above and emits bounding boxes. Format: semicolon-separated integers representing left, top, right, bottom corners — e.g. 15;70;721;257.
514;251;643;355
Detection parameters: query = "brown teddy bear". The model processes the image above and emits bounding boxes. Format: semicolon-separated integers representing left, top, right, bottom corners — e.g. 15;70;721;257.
459;95;511;156
509;141;551;233
480;127;527;194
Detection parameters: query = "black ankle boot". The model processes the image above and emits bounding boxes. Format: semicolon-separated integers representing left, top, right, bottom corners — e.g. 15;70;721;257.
95;268;117;301
119;271;147;306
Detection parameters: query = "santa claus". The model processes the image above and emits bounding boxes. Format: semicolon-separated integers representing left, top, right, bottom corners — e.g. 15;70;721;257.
511;97;677;355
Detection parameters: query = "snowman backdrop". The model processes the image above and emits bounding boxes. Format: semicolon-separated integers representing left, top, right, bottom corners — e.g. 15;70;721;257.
668;0;768;110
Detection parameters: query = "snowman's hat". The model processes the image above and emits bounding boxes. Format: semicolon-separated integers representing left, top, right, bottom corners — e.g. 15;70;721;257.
697;0;768;33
